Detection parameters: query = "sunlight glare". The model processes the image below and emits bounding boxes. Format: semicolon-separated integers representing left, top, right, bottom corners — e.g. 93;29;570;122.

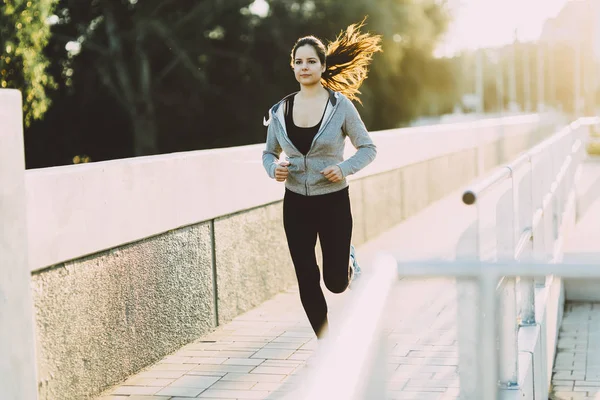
440;0;569;55
249;0;270;18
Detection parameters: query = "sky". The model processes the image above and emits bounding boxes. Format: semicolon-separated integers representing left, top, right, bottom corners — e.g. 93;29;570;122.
437;0;570;56
244;0;572;56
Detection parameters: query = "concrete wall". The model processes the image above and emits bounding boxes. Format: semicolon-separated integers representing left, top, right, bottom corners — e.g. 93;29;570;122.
0;90;39;399
25;113;562;399
33;224;215;399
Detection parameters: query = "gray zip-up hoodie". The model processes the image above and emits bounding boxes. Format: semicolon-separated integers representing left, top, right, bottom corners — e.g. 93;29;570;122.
262;90;377;196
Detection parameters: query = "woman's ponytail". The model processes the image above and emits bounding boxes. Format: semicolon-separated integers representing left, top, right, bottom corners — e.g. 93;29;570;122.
322;19;383;103
290;19;382;103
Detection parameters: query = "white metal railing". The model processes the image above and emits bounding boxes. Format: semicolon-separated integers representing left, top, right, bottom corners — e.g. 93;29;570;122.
393;259;600;400
456;117;596;396
282;117;599;400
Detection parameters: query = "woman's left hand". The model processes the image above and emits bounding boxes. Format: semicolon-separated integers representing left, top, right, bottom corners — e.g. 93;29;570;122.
320;165;343;183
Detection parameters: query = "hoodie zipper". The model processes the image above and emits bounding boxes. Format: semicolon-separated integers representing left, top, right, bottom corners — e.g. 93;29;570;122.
304;157;309;195
273;93;340;196
304;98;339;195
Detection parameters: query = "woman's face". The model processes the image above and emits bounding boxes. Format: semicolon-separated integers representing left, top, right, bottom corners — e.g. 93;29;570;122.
293;44;325;86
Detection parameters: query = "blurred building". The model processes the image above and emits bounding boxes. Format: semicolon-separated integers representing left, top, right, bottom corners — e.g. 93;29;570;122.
541;0;599;53
540;0;600;114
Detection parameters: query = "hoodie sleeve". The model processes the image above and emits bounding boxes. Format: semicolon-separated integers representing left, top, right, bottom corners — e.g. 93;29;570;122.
262;109;281;179
336;97;377;177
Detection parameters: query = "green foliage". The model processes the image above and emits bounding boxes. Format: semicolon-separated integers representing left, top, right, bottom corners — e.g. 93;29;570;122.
24;0;456;166
0;0;58;125
257;0;456;129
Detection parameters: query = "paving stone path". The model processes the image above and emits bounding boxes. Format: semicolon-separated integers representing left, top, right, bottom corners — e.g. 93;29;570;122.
97;277;461;400
551;303;600;400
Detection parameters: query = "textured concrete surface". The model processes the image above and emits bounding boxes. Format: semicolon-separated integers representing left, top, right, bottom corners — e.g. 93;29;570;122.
482;125;550;173
0;89;38;400
428;154;453;203
214;202;296;325
360;168;404;240
428;151;478;203
483;139;504;172
348;180;368;246
506;131;530;160
401;160;431;218
32;223;215;400
427;156;454;202
446;149;478;193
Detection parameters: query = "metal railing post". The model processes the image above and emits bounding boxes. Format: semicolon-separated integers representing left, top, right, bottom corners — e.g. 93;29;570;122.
531;152;549;288
518;272;536;326
542;150;555;260
499;277;519;387
496;167;519;389
456;197;483;399
518;157;536;326
480;271;500;400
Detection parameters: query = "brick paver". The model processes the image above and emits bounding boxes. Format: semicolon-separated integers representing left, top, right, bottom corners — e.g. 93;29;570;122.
96;187;473;400
551;303;600;400
97;278;459;400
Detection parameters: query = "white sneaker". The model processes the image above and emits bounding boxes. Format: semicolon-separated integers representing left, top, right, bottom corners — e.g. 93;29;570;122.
349;244;361;285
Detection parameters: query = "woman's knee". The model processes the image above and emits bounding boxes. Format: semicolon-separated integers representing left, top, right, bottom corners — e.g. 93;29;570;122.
295;265;321;287
324;275;349;294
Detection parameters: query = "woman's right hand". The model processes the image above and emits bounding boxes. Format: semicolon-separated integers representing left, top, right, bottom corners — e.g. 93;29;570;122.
274;161;290;182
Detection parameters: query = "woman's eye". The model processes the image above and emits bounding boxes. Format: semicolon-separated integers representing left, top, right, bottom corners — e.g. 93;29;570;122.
309;60;316;64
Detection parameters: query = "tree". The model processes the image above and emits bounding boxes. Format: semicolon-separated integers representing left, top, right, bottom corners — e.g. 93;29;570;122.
0;0;58;126
25;0;456;166
249;0;455;129
45;0;261;156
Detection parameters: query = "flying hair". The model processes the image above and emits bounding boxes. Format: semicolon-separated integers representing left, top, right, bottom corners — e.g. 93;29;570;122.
291;18;383;104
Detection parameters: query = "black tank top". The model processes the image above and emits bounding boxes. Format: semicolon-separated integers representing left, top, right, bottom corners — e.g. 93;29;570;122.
285;96;327;155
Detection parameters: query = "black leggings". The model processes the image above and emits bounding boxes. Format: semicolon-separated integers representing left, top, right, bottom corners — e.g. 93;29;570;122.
283;186;353;338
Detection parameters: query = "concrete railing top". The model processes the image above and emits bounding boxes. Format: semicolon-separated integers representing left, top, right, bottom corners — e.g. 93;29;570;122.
24;112;550;272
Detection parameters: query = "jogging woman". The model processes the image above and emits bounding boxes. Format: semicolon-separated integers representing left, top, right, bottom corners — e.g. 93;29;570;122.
262;20;381;339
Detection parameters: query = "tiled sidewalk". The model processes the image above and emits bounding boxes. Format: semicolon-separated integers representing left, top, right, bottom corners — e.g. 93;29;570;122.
551;303;600;400
96;187;475;400
97;278;460;400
